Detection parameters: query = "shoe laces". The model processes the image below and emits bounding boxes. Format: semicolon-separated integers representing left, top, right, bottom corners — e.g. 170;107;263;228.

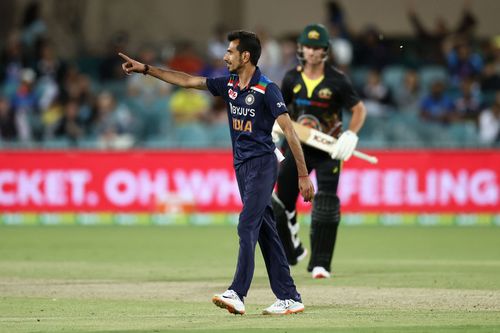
272;299;294;308
223;290;241;301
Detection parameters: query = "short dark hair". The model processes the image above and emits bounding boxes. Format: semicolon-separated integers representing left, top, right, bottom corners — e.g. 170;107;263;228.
227;30;261;66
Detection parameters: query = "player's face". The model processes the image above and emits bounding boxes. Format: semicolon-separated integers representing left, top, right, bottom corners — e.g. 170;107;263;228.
302;45;326;66
223;40;245;73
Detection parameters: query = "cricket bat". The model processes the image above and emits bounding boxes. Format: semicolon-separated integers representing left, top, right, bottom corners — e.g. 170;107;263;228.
273;121;378;164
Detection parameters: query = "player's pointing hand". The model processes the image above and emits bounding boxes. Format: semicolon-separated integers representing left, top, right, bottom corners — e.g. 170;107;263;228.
118;52;146;75
299;176;315;202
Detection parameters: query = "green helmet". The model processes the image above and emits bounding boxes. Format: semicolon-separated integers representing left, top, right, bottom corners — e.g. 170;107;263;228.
298;24;330;48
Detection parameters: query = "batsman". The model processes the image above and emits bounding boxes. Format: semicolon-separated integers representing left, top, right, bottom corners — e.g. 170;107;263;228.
273;23;367;279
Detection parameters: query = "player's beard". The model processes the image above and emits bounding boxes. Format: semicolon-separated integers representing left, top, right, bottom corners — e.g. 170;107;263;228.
228;56;244;74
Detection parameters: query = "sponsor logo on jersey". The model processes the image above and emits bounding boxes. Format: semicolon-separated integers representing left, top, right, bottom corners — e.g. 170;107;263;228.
232;117;253;132
229;102;255;117
245;94;255;105
276;102;286;108
228;89;238;100
318;88;332;100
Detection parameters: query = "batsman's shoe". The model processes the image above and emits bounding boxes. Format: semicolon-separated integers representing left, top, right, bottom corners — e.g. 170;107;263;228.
212;289;245;315
262;299;305;315
312;266;331;279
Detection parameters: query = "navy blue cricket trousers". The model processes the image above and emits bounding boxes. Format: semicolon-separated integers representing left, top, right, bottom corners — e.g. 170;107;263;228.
229;153;301;302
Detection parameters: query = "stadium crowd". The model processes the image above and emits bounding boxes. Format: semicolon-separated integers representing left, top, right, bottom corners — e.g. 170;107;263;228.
0;1;499;149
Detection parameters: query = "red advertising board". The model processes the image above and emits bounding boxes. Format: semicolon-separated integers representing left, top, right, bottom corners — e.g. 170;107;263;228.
0;150;498;213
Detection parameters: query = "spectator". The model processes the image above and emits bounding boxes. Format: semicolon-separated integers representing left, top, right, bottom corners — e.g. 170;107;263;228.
11;68;38;141
454;77;482;122
0;96;17;141
99;31;130;81
480;61;500;93
478;91;500;145
20;1;47;63
361;69;393;116
274;34;300;84
91;91;134;149
207;24;228;61
204;24;230;78
169;89;210;124
354;25;389;69
255;27;282;83
167;40;204;75
41;97;63;139
127;45;171;104
407;0;476;65
328;23;353;72
420;80;455;124
326;1;350;39
394;69;421;111
35;40;65;114
62;65;94;122
54;99;86;144
1;31;27;96
444;37;483;85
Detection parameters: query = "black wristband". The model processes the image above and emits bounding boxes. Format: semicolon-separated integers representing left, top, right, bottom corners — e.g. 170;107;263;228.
143;64;150;75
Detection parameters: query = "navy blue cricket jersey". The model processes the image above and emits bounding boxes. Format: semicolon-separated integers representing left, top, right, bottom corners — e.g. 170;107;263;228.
206;67;288;166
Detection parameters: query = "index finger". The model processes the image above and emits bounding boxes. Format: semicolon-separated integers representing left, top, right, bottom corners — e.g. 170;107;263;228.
118;52;131;61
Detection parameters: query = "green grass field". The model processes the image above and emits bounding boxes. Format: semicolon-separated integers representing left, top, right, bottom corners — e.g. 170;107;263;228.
1;225;499;333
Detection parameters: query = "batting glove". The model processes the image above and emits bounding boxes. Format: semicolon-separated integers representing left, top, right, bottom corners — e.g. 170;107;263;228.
331;130;358;161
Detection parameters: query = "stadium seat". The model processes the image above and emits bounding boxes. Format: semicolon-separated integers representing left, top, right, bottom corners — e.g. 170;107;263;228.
447;122;478;147
350;67;370;88
143;136;177;148
419;66;448;90
382;65;406;92
173;123;211;148
208;123;230;147
42;139;71;149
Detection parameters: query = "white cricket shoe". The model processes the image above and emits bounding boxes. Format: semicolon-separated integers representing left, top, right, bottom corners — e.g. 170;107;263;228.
262;299;305;315
212;289;245;315
312;266;331;279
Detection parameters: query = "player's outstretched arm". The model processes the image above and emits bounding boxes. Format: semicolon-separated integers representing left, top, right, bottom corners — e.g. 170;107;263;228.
276;113;315;202
118;52;207;90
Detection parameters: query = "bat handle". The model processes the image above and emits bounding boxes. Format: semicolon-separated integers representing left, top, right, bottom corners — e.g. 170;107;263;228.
352;150;378;164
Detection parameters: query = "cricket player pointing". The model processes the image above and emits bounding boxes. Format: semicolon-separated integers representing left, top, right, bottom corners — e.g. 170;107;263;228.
119;30;314;315
273;24;367;279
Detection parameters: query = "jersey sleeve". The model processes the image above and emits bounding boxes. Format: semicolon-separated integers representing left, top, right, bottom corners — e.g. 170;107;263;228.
265;82;288;118
339;74;361;109
206;76;228;97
